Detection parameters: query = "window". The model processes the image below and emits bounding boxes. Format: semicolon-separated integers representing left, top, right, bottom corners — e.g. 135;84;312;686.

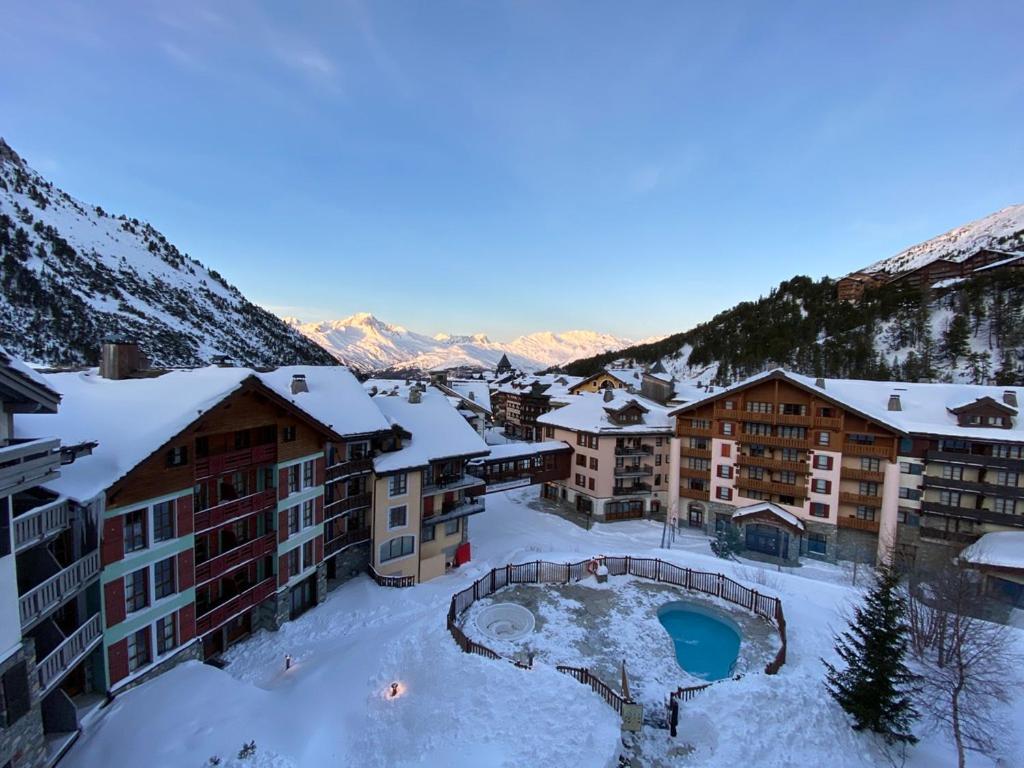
545;426;554;439
127;628;151;673
899;437;913;454
422;524;436;542
154;557;176;600
810;502;829;518
722;422;734;436
746;401;772;413
817;431;830;446
282;425;297;442
445;519;460;536
0;507;8;558
855;506;877;521
806;533;827;555
234;430;251;450
777;470;797;485
717;465;733;479
153;501;175;543
379;535;415;562
859;482;880;497
588;435;599;449
987;416;1005;427
688;458;710;471
303;540;314;569
575;473;585;487
288;548;300;576
748;466;765;481
899;487;921;501
812;454;832;470
125;568;149;613
302;499;314;528
940;465;964;481
288;507;300;535
716;487;733;501
938;490;962;508
745;422;771;436
156;614;177;656
656;437;663;446
303;460;315;488
812;479;831;494
900;462;923;475
388;505;408;530
166;446;188;467
860;457;881;472
993;498;1017;515
721;443;731;458
588;477;595;491
849;433;876;445
577;433;586;446
656;454;663;466
991;471;1019;488
780;403;806;416
723;400;735;410
777;426;806;439
589;457;598;470
780;448;800;461
993;444;1023;459
124;509;147;552
389;473;408;497
576;454;586;467
285;465;299;495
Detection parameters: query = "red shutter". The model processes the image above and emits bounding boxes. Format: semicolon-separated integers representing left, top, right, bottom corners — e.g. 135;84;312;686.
176;494;194;536
278;509;288;544
313;496;324;525
107;639;129;686
825;480;832;493
444;492;454;504
278;555;288;587
278;468;289;501
721;444;731;457
177;549;195;590
178;603;197;643
423;496;434;516
101;516;125;567
314;535;323;563
104;578;126;628
314;457;325;486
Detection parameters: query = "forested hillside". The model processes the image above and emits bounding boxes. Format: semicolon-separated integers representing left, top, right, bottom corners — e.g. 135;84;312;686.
559;271;1024;386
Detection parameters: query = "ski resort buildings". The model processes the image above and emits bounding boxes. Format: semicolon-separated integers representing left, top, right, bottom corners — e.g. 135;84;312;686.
490;374;581;441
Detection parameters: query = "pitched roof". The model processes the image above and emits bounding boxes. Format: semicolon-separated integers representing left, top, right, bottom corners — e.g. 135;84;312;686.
959;531;1024;571
731;502;805;531
537;390;672;434
256;366;390;437
0;348;60;412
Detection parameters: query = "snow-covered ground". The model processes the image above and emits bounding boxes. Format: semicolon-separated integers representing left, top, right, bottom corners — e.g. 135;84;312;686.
62;489;1023;768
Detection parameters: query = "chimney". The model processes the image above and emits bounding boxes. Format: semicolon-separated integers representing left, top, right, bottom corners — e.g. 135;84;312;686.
100;340;143;380
814;377;825;389
468;391;476;401
409;388;422;404
603;388;615;403
369;386;378;396
887;393;902;412
291;374;308;394
1004;390;1018;408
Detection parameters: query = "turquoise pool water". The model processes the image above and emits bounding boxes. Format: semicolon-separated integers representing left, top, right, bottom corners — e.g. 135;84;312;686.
657;602;741;681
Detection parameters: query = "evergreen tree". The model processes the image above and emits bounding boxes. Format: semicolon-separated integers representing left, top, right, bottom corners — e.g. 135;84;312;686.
942;314;970;364
823;566;919;745
710;524;743;560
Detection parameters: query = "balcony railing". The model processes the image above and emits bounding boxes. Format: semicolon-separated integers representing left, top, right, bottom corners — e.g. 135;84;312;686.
195;576;276;636
925;450;1024;471
843;442;891;458
739;434;808;450
615;445;652;456
813;415;844;430
679;466;710;480
679;486;710;501
613;483;651;496
735;478;807;499
839;491;882;506
422;474;485;496
840;467;885;483
717;408;771;424
19;551;100;630
920;501;1024;527
324;492;372;519
324;527;371;556
614;465;653;477
677;426;712;437
836;515;881;534
678;445;711;458
737;454;809;474
194;443;277;480
922;475;1024;499
423;497;486;524
194;489;278;533
918;526;977;545
325;457;374;483
195;532;277;584
13;499;69;553
0;437;62;498
36;614;103;696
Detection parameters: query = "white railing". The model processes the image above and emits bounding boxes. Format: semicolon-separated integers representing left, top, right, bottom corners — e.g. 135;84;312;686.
36;614;103;696
13;499;70;553
0;437;62;497
19;551;101;629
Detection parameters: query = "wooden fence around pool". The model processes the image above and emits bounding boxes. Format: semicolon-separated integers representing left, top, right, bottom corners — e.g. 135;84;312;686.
445;555;788;716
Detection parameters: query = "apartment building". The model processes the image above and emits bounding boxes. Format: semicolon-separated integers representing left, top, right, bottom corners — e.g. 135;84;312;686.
668;369;1024;580
491;374;580;441
537;389;673;521
370;387;489;583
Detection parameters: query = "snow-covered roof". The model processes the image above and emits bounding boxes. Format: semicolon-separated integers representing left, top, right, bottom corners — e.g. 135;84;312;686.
448;379;492;413
1;348;59;398
492;373;583;398
372;388;489;473
670;368;1024;443
537;390;672;434
731;502;805;531
973;252;1024;273
256;366;390;437
468;440;571;463
959;531;1024;571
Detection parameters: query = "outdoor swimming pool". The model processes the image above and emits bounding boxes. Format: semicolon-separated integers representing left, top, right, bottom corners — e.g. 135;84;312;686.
657;601;741;681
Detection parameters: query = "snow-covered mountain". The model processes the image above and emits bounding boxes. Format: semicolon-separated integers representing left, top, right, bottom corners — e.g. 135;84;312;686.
0;139;334;367
863;203;1024;276
286;313;637;372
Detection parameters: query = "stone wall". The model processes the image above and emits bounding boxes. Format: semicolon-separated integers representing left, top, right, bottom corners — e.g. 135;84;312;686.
326;542;370;590
114;639;202;695
0;640;45;768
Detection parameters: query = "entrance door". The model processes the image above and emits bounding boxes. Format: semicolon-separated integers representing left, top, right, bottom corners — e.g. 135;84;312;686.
687;504;704;528
290;577;316;620
745;524;787;558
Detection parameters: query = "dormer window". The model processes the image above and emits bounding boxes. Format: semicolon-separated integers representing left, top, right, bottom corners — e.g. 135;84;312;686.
987;416;1005;427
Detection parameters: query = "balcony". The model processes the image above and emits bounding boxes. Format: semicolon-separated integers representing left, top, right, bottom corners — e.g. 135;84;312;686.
718;408;772;424
19;551;100;630
324;492;372;519
0;437;61;497
739;434;808;450
735;477;807;499
678;445;711;458
840;467;885;483
614;465;653;477
195;576;276;636
836;515;881;534
194;488;278;533
813;415;844;430
615;444;653;456
920;501;1024;527
922;475;1024;500
36;614;103;697
325;457;374;483
679;466;710;480
776;413;812;427
843;442;891;458
613;483;651;496
422;473;485;496
195;532;277;584
13;499;69;553
679;486;710;501
324;527;371;556
925;450;1024;471
918;526;978;545
839;491;882;506
194;443;277;480
423;496;486;525
737;454;809;474
677;426;712;437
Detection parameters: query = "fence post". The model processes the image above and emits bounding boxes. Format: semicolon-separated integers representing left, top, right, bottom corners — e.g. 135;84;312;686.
656;559;661;582
685;567;691;589
751;589;758;612
506;563;511;583
624;555;630;575
536;559;541;582
490;568;495;594
473;580;479;600
717;573;723;597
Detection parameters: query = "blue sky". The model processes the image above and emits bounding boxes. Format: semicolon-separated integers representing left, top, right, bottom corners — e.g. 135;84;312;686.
3;1;1023;341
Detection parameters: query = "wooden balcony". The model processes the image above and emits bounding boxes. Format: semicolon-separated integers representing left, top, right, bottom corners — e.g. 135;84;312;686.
13;499;69;553
843;442;891;458
737;454;809;474
840;467;885;483
679;466;710;480
194;443;277;480
19;551;100;630
196;576;276;636
776;413;812;427
813;415;844;430
324;492;372;519
194;489;278;533
324;527;371;556
837;515;880;533
36;614;102;697
614;465;653;477
678;426;712;437
679;445;711;458
325;457;374;483
195;532;277;585
615;445;653;456
679;486;710;501
839;491;882;506
735;478;807;499
0;437;61;498
738;434;808;450
613;483;652;496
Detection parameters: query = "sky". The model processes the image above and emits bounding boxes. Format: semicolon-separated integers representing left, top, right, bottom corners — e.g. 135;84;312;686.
2;1;1023;342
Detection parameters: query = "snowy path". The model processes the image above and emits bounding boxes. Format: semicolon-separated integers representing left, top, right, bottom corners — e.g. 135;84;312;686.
62;489;1023;768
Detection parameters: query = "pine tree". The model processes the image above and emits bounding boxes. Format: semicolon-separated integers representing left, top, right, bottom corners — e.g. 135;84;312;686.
823;566;919;745
710;524;743;560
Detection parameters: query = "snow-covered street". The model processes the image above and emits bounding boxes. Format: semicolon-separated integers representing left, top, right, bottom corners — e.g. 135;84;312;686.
61;489;1023;768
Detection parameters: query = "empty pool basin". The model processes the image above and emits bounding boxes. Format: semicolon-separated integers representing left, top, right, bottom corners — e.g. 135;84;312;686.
657;601;741;681
475;603;536;641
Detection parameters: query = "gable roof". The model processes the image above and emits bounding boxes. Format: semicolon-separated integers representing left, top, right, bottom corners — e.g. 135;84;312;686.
731;502;805;531
256;366;391;437
538;390;672;434
0;348;60;413
947;396;1017;416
